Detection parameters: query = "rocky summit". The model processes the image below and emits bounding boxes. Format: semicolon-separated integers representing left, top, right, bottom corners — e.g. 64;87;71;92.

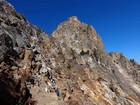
0;1;140;105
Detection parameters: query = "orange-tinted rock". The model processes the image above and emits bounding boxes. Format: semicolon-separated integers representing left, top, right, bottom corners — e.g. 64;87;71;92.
0;1;140;105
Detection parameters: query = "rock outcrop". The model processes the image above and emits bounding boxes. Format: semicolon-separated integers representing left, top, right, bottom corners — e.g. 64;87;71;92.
0;1;140;105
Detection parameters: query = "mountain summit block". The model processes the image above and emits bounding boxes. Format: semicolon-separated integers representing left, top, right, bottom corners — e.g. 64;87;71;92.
0;1;140;105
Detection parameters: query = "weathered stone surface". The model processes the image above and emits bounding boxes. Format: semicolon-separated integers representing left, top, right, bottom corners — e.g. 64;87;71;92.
52;16;104;53
0;1;140;105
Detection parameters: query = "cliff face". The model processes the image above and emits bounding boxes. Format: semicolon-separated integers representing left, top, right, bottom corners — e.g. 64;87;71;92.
52;16;104;52
0;1;140;105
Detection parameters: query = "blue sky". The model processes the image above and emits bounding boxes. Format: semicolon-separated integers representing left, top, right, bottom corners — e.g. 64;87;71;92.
7;0;140;63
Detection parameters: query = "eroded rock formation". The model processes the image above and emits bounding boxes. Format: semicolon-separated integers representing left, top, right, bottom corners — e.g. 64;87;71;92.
0;0;140;105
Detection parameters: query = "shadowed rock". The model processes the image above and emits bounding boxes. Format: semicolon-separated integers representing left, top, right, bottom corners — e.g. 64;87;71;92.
0;1;140;105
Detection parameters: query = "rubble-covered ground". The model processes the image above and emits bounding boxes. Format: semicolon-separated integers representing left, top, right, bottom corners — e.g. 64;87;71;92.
0;0;140;105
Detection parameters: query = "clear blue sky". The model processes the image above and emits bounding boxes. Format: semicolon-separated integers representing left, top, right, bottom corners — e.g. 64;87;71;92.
7;0;140;63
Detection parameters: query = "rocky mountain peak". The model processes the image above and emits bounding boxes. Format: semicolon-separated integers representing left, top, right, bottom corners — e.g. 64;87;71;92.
68;16;78;21
52;16;104;54
66;16;80;27
0;1;140;105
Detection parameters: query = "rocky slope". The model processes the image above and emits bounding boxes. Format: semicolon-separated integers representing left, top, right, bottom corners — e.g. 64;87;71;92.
0;0;140;105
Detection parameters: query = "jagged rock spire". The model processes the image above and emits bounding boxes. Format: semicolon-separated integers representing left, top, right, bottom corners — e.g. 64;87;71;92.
52;16;104;52
0;1;140;105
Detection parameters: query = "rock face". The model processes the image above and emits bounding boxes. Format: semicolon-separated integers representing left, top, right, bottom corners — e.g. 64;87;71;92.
0;1;140;105
52;16;104;53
